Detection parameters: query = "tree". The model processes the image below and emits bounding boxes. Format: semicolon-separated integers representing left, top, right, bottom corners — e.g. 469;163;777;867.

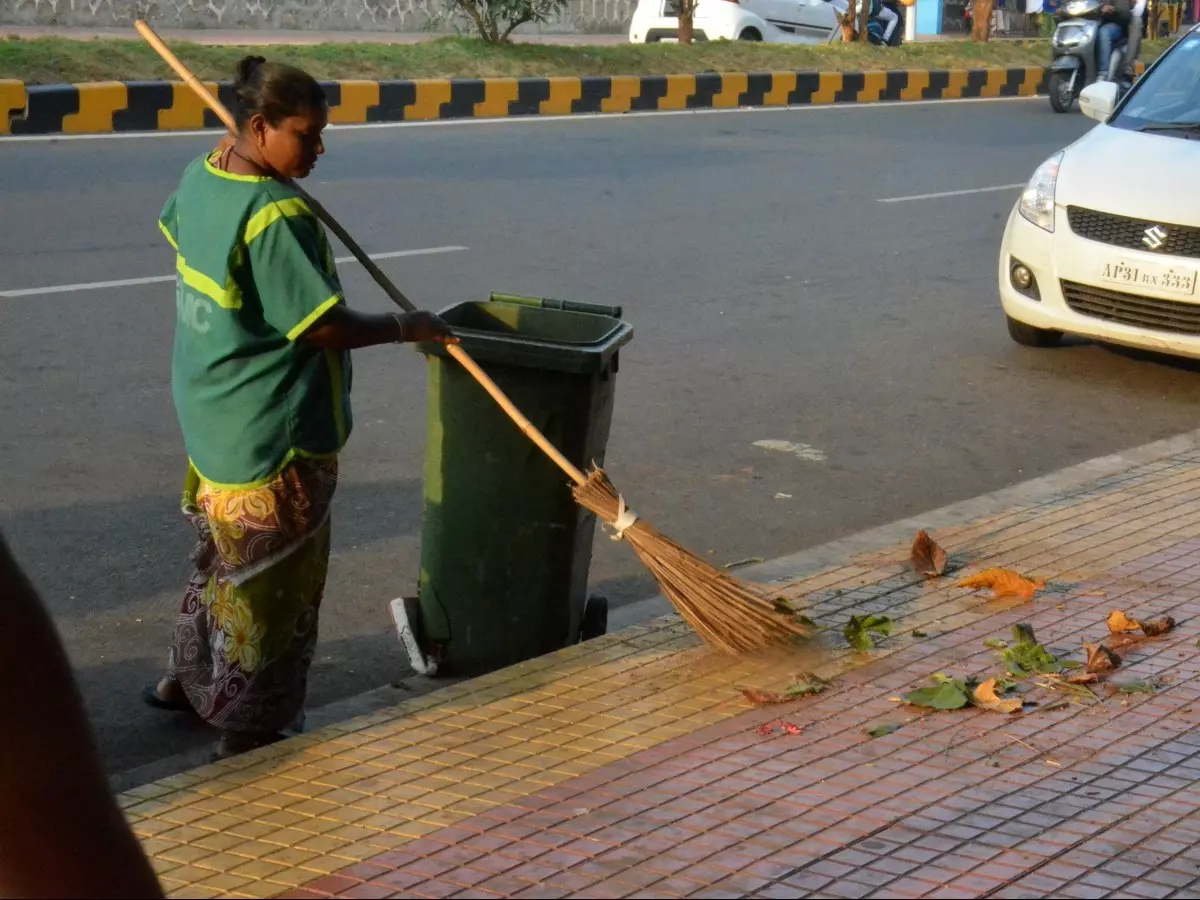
677;0;700;43
835;0;875;42
857;0;872;41
449;0;570;43
972;0;995;40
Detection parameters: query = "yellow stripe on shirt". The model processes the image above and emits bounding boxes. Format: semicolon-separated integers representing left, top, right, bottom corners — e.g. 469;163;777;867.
325;348;348;446
286;294;342;342
158;220;179;250
177;254;242;310
244;197;315;245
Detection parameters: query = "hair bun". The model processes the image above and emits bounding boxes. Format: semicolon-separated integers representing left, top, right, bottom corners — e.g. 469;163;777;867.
234;55;267;87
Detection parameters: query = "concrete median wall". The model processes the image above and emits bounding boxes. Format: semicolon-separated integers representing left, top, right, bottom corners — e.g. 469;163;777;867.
1;67;1049;136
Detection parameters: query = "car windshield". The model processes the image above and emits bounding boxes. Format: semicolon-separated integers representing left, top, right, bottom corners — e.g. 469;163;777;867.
1111;31;1200;136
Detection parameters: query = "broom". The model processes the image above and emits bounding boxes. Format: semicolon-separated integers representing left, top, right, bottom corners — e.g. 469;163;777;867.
134;21;813;655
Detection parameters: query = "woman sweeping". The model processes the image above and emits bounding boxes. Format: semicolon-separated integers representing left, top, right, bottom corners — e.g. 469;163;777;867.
144;56;455;759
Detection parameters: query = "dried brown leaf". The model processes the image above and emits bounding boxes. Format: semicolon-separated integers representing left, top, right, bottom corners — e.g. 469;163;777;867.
971;678;1024;714
956;568;1045;601
1140;616;1176;637
910;530;948;577
1107;610;1142;634
1084;642;1121;673
1065;671;1099;685
1108;632;1145;650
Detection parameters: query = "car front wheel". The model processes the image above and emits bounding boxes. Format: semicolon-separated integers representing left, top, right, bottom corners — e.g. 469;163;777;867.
739;27;763;40
1006;315;1063;348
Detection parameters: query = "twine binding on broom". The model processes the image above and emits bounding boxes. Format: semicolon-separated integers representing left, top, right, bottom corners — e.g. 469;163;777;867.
609;496;639;541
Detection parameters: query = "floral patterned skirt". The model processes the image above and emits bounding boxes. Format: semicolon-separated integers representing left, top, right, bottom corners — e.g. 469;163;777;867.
167;456;338;736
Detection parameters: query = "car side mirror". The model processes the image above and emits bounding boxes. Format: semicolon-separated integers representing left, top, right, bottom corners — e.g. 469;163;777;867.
1079;81;1120;122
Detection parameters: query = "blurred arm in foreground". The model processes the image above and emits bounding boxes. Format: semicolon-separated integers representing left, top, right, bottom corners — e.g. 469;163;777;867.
0;532;163;899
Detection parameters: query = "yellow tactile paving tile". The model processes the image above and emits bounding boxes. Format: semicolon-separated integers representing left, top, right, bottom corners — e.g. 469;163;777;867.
122;454;1200;897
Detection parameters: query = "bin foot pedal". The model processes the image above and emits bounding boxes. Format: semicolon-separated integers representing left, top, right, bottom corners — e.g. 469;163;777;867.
390;597;439;676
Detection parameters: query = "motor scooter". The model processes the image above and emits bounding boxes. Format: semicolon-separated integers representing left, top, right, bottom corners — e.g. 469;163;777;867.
1048;0;1133;113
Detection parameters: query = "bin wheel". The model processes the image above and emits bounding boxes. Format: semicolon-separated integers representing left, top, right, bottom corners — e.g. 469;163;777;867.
580;595;608;642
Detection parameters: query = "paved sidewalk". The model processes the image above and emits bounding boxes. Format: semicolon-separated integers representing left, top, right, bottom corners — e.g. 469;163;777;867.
121;445;1200;899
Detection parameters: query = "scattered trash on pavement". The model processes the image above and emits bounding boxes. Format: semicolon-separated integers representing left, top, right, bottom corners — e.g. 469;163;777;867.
910;530;948;577
844;614;893;651
957;568;1045;601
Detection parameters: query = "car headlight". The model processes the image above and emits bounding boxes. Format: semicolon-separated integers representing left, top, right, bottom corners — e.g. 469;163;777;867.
1018;151;1063;233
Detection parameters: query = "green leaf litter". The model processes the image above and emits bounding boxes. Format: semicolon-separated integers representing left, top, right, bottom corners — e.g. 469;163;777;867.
844;614;893;651
999;624;1063;677
904;676;971;710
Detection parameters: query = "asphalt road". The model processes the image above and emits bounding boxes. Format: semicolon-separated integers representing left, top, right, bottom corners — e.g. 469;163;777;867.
3;99;1199;778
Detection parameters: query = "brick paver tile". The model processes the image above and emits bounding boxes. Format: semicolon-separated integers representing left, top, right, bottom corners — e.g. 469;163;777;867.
815;880;876;899
335;884;394;899
1115;881;1177;899
874;875;943;896
752;886;805;900
780;871;835;893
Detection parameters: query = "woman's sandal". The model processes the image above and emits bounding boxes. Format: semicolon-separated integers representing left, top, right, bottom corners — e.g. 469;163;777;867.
141;680;193;712
210;731;286;762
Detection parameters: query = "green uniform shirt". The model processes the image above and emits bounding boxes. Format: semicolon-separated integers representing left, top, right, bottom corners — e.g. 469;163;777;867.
160;154;353;488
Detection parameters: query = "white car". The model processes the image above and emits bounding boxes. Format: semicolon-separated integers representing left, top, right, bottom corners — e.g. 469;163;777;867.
1000;26;1200;360
629;0;845;44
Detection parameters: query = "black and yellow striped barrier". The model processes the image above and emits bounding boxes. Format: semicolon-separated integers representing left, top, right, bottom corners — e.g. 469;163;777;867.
2;68;1053;136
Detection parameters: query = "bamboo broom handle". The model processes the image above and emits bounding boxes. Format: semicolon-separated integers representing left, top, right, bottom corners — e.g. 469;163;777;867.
134;20;590;489
442;345;587;485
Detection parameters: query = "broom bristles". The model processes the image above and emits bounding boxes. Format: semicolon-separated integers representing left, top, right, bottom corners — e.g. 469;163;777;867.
573;467;813;655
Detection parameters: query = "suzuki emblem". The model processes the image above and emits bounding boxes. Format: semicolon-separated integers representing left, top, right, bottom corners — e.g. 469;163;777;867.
1143;225;1168;250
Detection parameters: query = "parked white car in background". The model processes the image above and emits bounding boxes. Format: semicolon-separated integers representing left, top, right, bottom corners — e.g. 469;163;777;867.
999;25;1200;360
629;0;845;44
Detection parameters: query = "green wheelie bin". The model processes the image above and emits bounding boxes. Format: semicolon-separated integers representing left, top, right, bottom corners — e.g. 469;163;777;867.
410;293;633;677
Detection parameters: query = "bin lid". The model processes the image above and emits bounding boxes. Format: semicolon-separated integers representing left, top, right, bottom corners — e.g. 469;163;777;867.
417;299;634;375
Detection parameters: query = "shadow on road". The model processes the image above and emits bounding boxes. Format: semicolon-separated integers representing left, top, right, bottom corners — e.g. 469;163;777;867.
1041;334;1200;374
0;477;426;777
0;476;425;616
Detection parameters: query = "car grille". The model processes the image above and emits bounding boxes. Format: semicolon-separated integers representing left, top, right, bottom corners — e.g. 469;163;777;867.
1061;280;1200;336
1067;207;1200;259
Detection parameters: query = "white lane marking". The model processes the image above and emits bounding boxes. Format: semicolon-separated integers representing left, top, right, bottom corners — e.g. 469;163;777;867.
876;183;1026;204
0;245;468;298
0;95;1040;144
753;439;828;462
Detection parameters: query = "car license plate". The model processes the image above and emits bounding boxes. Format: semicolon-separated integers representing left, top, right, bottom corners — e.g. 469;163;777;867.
1100;260;1199;296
